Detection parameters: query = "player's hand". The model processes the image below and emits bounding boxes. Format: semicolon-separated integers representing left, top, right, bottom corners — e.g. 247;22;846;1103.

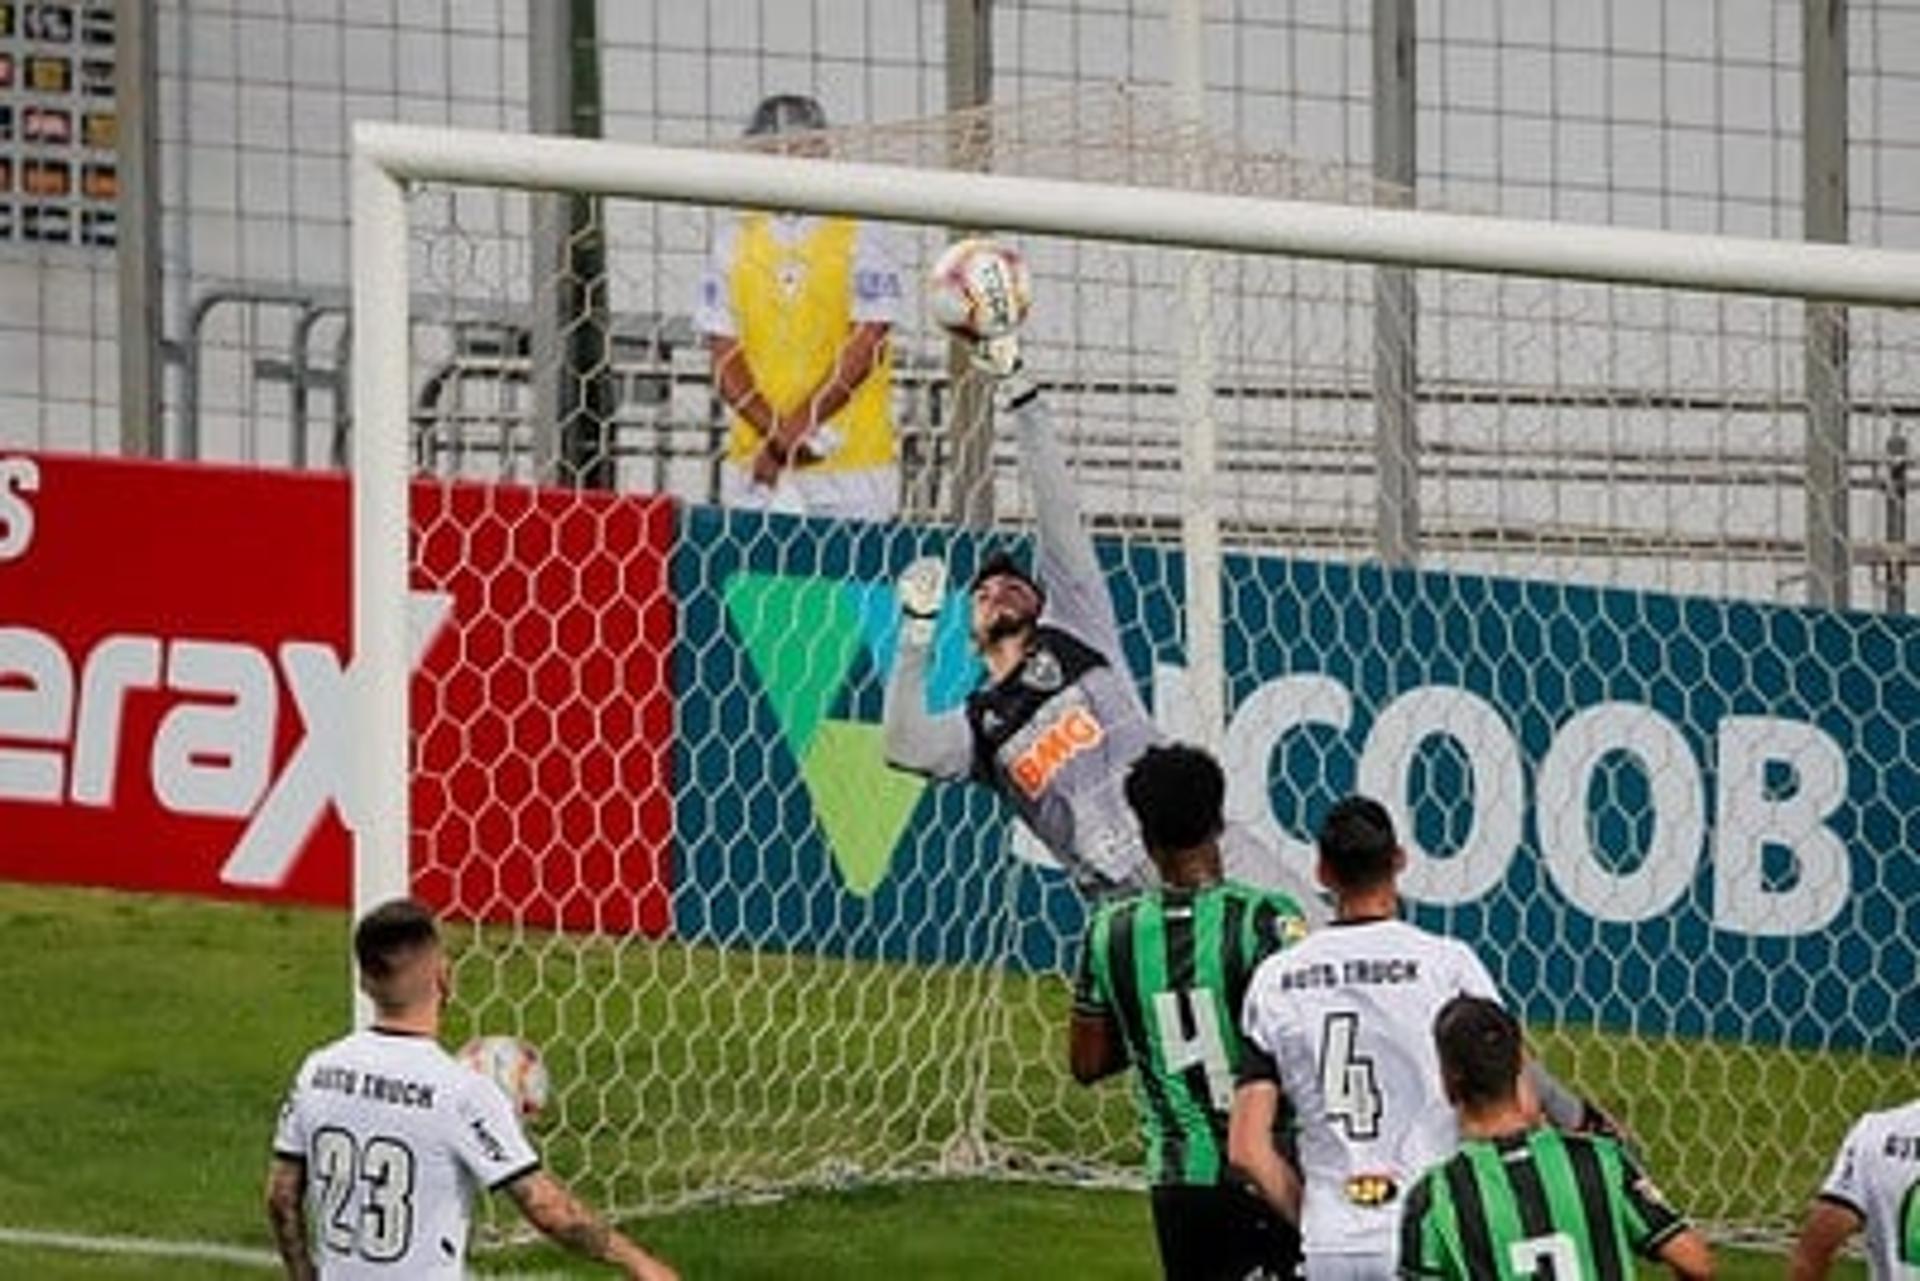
749;442;783;487
757;414;831;485
969;335;1039;405
968;333;1024;380
896;556;947;648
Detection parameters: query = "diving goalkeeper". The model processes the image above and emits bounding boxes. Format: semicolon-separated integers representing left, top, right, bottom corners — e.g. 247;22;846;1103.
881;326;1322;916
879;281;1622;1146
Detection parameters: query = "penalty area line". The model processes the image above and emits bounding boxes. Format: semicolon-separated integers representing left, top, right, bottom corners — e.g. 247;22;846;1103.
0;1225;280;1270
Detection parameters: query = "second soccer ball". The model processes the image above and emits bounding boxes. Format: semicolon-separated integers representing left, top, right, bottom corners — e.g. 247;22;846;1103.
928;237;1033;341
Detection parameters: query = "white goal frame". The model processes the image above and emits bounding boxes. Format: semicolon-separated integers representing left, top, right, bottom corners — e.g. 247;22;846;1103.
347;118;1920;1008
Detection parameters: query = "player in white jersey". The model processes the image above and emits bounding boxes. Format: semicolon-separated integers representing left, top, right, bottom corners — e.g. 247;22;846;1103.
1228;796;1618;1281
265;899;678;1281
1792;1097;1920;1279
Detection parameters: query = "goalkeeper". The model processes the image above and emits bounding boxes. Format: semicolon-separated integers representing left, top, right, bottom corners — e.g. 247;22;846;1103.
880;309;1622;1144
882;327;1321;915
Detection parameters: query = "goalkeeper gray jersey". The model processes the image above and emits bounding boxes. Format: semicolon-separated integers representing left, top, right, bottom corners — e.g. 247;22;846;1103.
884;390;1321;911
964;617;1161;893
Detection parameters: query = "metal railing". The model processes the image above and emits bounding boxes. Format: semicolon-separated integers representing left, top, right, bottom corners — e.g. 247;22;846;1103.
180;284;352;467
177;286;1918;607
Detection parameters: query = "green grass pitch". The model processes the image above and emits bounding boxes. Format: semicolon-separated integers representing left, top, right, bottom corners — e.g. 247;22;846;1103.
0;882;1888;1278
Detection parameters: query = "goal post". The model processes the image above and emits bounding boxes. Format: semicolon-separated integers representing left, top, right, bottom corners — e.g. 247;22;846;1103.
349;143;414;1003
350;116;1920;1233
350;113;1920;897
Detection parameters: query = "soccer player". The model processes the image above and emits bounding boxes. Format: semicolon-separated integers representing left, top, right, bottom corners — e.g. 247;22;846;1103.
1790;1096;1920;1279
882;332;1322;915
1228;796;1617;1279
265;899;678;1281
1400;995;1713;1281
695;93;905;521
1071;743;1308;1281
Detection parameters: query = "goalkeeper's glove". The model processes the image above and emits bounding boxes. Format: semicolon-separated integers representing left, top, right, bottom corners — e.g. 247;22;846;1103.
896;556;948;649
968;335;1037;404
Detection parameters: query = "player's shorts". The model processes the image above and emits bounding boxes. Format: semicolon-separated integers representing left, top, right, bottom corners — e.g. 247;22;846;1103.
1150;1182;1302;1281
1302;1251;1394;1280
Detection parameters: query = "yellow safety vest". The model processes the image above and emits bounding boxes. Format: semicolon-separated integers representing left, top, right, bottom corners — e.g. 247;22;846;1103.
725;214;896;471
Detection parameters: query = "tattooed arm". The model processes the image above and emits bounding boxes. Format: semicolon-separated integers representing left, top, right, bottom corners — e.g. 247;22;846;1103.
506;1169;680;1281
263;1156;316;1281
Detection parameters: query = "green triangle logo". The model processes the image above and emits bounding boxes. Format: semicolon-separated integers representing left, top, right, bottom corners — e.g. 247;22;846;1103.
724;573;927;897
723;573;859;756
801;721;926;895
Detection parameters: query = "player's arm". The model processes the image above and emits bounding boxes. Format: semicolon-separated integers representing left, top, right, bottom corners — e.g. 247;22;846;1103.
1613;1143;1713;1280
506;1169;680;1281
696;229;781;445
1454;940;1619;1136
1521;1059;1627;1138
1002;379;1127;661
1788;1197;1863;1280
265;1074;315;1280
759;321;890;468
1068;1011;1127;1083
882;557;974;780
881;647;972;778
708;336;780;438
1791;1119;1872;1281
1228;1076;1301;1226
1230;967;1302;1223
968;331;1124;660
262;1155;316;1281
453;1075;679;1278
1067;908;1128;1083
1652;1225;1715;1280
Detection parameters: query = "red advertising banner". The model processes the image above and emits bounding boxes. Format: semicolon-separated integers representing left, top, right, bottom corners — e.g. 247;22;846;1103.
0;452;675;934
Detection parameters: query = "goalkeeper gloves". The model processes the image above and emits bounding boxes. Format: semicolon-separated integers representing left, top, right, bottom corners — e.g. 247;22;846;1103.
968;335;1037;405
968;334;1022;379
896;556;948;649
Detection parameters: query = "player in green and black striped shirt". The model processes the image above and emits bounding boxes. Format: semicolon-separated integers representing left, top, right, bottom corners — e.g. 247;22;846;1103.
1399;996;1713;1281
1071;743;1309;1281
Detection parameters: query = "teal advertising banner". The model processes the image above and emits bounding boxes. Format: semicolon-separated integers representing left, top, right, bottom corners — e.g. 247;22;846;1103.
672;505;1920;1052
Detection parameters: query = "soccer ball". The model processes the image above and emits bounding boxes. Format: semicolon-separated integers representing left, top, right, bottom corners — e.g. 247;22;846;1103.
457;1034;550;1118
928;237;1033;341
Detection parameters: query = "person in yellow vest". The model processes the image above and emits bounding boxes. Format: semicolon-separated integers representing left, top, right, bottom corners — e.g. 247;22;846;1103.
695;94;904;521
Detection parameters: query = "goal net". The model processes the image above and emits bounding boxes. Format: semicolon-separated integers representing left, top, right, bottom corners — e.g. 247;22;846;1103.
353;91;1920;1237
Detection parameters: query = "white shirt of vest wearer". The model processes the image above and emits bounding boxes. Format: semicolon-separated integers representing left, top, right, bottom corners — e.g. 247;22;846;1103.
272;1028;540;1279
1817;1097;1920;1280
1239;917;1502;1261
693;213;905;340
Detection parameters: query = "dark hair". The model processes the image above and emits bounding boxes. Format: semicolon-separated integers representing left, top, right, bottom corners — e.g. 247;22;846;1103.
745;93;828;137
353;898;440;982
1124;743;1226;855
1316;794;1399;890
969;549;1045;604
1433;995;1523;1110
